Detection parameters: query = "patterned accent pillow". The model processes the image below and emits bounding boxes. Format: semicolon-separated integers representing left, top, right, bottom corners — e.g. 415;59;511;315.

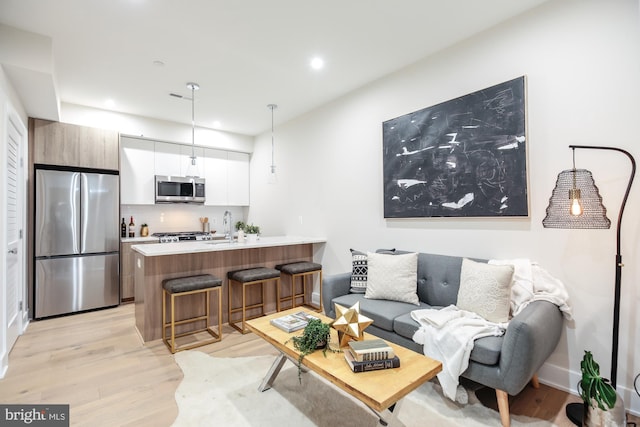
457;258;514;323
349;248;396;293
350;249;368;293
365;252;419;305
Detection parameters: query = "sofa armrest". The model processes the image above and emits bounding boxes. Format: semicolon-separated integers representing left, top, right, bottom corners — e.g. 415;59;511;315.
322;272;352;317
497;300;564;394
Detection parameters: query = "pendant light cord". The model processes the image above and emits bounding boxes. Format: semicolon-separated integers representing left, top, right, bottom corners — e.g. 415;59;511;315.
191;85;195;161
268;104;277;173
187;82;200;166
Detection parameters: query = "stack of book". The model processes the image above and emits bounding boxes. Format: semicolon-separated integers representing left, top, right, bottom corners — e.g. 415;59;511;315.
344;338;400;373
270;311;319;333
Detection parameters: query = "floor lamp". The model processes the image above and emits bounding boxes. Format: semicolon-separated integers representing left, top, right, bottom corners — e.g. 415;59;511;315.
542;145;636;425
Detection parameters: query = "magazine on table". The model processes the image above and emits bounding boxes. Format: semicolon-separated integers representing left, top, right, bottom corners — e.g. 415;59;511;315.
270;311;319;333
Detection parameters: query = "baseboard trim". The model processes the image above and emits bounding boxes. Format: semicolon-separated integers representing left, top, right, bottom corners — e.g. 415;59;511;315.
538;362;639;417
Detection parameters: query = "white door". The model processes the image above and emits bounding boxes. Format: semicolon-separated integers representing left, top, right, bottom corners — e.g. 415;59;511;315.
5;111;25;353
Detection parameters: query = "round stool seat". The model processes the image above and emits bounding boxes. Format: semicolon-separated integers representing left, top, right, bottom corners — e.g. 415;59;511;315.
228;267;280;283
276;262;322;275
163;274;222;294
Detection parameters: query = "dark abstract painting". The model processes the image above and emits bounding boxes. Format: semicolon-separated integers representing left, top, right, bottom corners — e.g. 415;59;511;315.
382;76;528;218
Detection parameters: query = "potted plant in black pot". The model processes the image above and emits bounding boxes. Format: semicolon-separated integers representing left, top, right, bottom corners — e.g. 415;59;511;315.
288;319;333;382
579;350;626;426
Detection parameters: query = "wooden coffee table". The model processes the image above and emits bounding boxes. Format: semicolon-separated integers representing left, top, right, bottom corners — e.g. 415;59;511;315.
246;308;442;427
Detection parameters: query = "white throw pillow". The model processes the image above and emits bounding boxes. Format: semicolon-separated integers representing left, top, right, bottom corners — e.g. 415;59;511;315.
365;252;419;305
457;258;514;323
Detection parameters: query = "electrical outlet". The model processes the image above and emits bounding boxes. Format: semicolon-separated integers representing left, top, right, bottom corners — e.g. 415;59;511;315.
299;216;303;225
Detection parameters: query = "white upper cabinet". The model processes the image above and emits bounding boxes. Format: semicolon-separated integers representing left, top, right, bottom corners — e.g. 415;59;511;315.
227;151;250;206
154;141;181;176
120;137;155;205
120;138;249;206
204;149;228;206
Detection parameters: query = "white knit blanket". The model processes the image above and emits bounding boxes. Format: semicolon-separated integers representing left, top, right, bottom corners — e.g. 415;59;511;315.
411;306;505;401
489;259;573;321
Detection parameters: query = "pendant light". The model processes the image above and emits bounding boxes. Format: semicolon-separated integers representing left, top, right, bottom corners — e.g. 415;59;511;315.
186;82;200;177
267;103;278;183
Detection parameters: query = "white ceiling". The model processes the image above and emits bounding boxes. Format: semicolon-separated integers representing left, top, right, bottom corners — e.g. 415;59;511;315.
0;0;549;136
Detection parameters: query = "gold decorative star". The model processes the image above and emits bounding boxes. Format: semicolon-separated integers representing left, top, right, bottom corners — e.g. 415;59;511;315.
331;301;373;347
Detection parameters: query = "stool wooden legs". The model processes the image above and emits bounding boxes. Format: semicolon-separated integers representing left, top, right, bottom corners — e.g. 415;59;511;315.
277;270;322;312
228;278;279;334
162;287;222;354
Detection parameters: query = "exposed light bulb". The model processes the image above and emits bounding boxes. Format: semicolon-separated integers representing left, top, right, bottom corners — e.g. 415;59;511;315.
569;189;583;216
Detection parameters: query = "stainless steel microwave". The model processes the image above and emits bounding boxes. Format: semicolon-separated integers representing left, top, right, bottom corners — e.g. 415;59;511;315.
155;175;205;204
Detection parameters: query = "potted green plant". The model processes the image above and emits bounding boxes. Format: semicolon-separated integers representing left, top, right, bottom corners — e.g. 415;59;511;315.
580;350;626;426
234;221;246;243
287;319;333;382
243;223;260;242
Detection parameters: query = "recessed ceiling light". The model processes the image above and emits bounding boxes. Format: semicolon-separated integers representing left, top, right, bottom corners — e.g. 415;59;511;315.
212;121;221;128
310;57;324;70
105;99;115;108
152;60;165;67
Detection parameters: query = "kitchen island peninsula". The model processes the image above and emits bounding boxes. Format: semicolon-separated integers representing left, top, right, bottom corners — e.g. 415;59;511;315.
132;236;326;342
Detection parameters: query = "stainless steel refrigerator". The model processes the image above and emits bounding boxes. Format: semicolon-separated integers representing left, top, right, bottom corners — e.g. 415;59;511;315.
34;166;120;318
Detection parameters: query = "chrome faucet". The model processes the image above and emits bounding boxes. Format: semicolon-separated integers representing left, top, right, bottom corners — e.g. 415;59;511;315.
223;210;233;243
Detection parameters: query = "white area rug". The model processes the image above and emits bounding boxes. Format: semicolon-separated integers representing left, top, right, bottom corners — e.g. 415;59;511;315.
172;351;556;427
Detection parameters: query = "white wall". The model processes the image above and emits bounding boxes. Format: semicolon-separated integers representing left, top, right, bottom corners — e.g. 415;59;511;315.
249;0;640;414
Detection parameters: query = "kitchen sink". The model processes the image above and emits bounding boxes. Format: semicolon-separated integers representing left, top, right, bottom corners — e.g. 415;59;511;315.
204;240;233;245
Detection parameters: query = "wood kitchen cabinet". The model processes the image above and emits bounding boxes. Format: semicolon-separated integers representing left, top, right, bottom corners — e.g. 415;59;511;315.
31;118;119;170
120;240;156;302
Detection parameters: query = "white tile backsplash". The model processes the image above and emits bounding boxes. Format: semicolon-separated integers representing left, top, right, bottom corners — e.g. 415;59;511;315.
120;204;246;236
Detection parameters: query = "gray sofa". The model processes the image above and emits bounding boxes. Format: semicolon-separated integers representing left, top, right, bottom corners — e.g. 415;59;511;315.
322;251;563;427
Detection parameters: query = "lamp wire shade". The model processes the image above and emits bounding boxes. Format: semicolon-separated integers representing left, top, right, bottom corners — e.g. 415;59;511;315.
542;168;611;229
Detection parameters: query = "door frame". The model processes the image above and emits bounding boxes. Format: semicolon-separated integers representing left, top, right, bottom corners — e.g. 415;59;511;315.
1;99;28;378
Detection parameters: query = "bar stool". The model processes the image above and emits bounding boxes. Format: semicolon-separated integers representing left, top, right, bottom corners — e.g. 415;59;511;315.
276;261;323;312
228;267;281;334
162;274;223;354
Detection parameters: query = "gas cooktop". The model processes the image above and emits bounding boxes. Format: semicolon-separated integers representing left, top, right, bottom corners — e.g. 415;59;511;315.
152;231;215;243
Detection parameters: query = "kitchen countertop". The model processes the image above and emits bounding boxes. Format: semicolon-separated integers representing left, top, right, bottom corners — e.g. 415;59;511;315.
121;236;160;243
131;235;326;257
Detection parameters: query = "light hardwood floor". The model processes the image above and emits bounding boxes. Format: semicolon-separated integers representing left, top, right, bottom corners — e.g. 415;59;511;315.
1;305;637;426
